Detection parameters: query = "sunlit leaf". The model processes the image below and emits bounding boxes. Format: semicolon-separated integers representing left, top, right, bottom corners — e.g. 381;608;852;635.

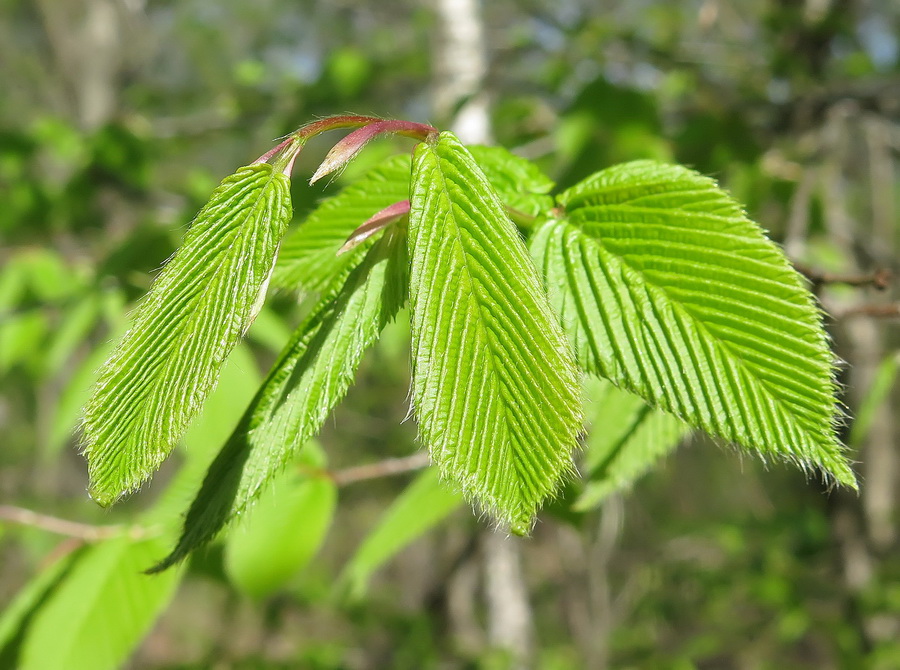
81;164;292;506
531;160;854;486
408;131;582;532
152;229;407;571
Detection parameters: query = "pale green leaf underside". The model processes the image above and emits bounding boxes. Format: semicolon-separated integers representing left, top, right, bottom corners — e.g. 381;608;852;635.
82;164;291;506
272;154;411;294
532;160;854;486
575;377;689;510
152;231;406;571
340;467;462;599
408;132;582;532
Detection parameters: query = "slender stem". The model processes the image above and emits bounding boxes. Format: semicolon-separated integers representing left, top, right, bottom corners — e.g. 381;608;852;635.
2;454;433;542
0;504;133;541
793;262;892;290
329;453;431;486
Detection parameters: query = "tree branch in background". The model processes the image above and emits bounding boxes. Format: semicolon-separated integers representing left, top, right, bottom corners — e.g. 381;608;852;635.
0;455;433;541
0;505;128;542
792;262;893;291
329;453;431;486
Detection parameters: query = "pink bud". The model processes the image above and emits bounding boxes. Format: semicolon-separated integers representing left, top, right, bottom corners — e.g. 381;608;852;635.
311;120;437;184
338;200;411;255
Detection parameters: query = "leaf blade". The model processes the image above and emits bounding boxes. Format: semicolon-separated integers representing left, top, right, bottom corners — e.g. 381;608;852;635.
534;160;853;485
18;537;181;670
272;154;411;294
81;164;292;505
407;132;582;531
575;377;689;510
152;229;407;570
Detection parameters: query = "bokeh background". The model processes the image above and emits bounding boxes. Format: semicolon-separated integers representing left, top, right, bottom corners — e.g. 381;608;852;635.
1;0;899;668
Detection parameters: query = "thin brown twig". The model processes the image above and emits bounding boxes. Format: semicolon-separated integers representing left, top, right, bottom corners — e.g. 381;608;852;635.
2;455;433;541
0;504;128;541
330;452;431;486
831;303;900;320
792;262;893;290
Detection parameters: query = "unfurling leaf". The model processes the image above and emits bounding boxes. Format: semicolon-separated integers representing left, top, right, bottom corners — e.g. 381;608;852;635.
81;164;292;506
531;160;855;486
273;154;411;295
408;131;582;533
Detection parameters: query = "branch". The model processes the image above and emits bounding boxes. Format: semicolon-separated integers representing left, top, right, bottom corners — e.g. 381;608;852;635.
0;505;132;542
832;303;900;320
330;452;431;487
792;262;892;290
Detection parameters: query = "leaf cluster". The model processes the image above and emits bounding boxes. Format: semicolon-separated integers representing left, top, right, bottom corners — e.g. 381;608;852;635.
74;119;855;572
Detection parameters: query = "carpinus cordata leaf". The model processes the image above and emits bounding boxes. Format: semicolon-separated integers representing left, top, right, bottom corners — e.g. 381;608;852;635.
151;229;407;571
531;160;855;487
407;131;582;533
81;163;291;506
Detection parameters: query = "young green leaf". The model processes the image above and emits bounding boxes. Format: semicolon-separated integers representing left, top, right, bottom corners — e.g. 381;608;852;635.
531;160;854;486
575;377;689;511
81;164;292;506
152;229;407;571
340;467;463;599
224;441;336;599
15;536;181;670
408;131;582;532
272;154;411;294
467;145;555;217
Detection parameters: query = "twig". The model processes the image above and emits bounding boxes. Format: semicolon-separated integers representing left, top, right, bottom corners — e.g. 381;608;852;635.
832;303;900;320
0;504;130;541
792;262;892;290
330;452;431;486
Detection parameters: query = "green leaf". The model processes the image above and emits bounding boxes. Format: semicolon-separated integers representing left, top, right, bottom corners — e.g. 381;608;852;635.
16;536;181;670
224;442;336;599
0;546;85;667
272;154;411;294
147;343;262;524
532;160;854;486
407;132;582;532
340;467;462;599
575;377;689;511
81;163;292;506
152;229;407;571
467;145;555;217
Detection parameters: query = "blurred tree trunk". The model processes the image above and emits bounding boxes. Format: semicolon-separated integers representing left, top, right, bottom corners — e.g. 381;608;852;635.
431;0;534;666
35;0;140;130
